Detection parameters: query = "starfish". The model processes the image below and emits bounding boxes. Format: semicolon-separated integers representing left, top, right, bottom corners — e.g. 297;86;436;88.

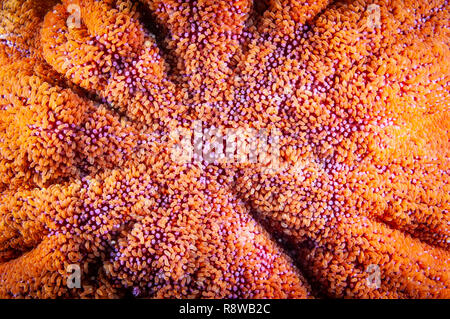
0;0;448;298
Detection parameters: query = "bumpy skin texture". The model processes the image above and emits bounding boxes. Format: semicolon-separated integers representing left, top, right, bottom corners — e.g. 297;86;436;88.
0;0;448;298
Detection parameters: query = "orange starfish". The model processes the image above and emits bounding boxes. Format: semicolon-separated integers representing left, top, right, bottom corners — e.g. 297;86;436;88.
0;0;448;298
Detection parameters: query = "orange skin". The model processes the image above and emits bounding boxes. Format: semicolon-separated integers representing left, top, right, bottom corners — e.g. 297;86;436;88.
0;0;448;298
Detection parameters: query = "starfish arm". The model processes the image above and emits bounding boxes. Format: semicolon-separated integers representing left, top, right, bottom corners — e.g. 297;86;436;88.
142;0;252;89
41;1;181;127
0;54;143;189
